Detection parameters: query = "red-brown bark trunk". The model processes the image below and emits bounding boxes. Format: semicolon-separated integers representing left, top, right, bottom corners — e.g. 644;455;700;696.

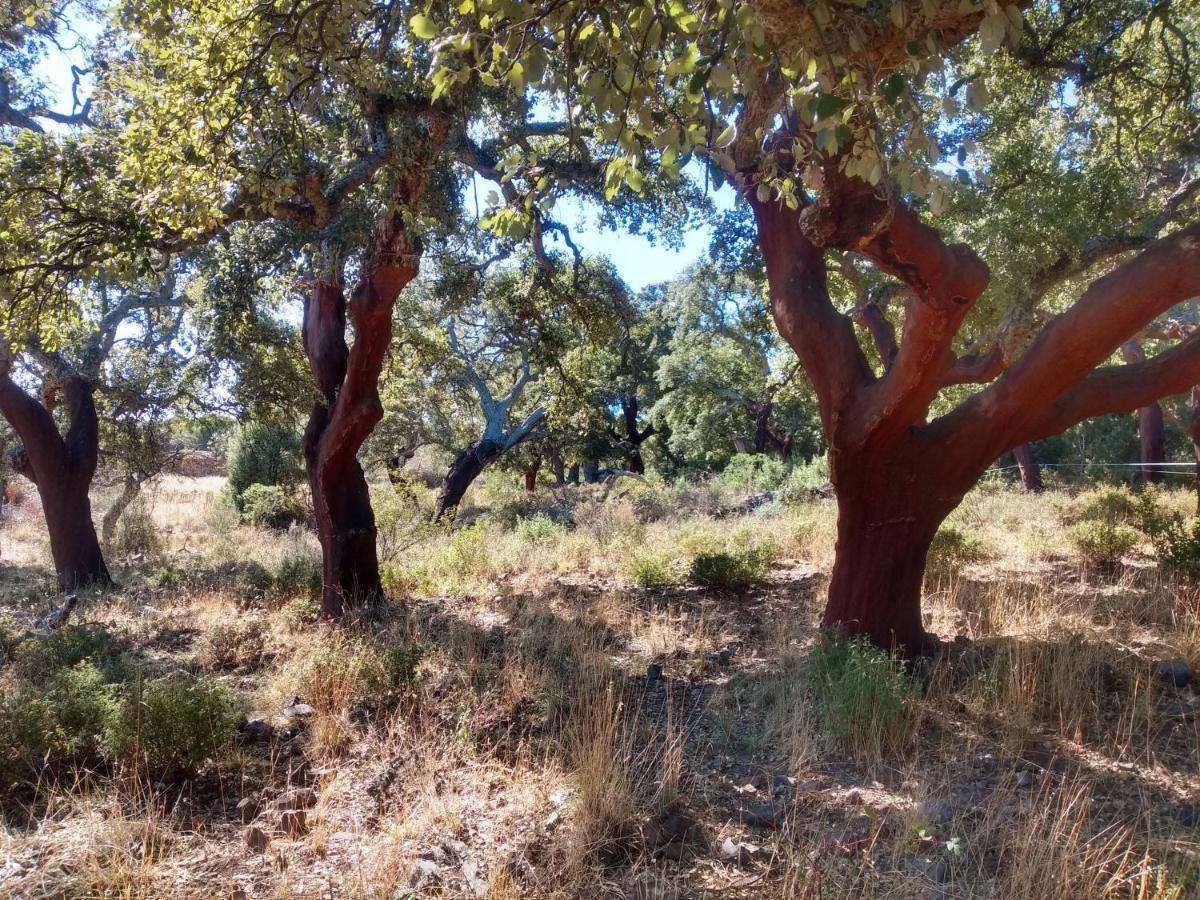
0;375;111;591
1011;443;1044;492
1136;402;1167;484
1191;386;1200;513
303;279;385;618
523;455;541;492
821;455;952;657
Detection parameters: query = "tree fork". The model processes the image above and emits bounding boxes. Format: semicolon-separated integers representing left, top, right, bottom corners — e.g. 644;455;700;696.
0;372;111;591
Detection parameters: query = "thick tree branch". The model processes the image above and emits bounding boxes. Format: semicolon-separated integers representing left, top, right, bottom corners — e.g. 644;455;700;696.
847;201;990;445
955;223;1200;444
747;192;872;438
1019;329;1200;443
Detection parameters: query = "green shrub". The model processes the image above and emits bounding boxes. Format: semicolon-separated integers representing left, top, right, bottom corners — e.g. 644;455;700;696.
238;483;298;528
274;543;321;599
806;632;921;761
381;638;425;690
226;421;304;512
280;594;321;630
1059;486;1139;526
721;455;790;492
110;497;163;558
198;619;267;671
927;525;989;572
103;675;242;779
1066;520;1139;566
629;554;673;589
688;546;773;591
514;514;566;544
231;561;274;604
0;628;241;786
1133;489;1200;581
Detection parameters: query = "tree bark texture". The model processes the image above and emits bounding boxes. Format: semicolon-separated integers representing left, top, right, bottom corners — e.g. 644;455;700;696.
523;455;542;492
748;160;1200;656
0;374;111;590
434;438;503;519
1011;443;1044;492
1121;342;1166;484
301;116;447;618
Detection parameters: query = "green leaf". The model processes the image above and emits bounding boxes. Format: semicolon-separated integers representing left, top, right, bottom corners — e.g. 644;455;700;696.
813;93;848;122
410;15;437;40
713;123;737;148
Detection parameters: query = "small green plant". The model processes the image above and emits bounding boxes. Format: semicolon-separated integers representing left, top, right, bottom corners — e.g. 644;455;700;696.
927;525;989;572
238;483;298;528
1133;489;1200;581
231;561;274;604
280;594;321;630
103;675;242;779
0;627;241;786
629;554;673;589
514;514;565;544
1066;520;1139;566
273;542;321;599
806;632;921;761
1059;486;1138;526
382;638;425;690
688;546;773;591
198;619;267;671
225;420;304;513
110;497;163;558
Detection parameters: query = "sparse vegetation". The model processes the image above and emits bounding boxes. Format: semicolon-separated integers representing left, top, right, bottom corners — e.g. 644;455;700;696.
0;473;1197;897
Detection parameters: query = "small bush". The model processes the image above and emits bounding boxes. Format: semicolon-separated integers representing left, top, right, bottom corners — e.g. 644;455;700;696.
806;632;921;761
238;483;298;528
231;561;274;604
1059;486;1138;526
0;628;241;786
225;421;304;512
1134;489;1200;581
629;554;673;589
721;454;790;492
927;525;989;572
280;594;321;630
110;497;163;558
273;541;321;599
103;675;242;779
381;638;425;690
198;619;267;671
1066;520;1139;566
514;514;566;545
688;546;773;591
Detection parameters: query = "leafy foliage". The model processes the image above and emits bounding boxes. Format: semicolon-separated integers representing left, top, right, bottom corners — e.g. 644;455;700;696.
806;632;921;762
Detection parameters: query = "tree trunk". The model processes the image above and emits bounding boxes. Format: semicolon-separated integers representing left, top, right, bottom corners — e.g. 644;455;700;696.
1121;342;1166;484
610;393;653;473
566;463;579;485
301;118;447;619
1011;443;1044;492
582;459;599;483
1136;402;1167;484
101;474;143;545
822;482;944;657
434;439;503;519
524;455;542;492
1191;386;1200;513
0;375;111;591
550;454;565;485
303;280;388;618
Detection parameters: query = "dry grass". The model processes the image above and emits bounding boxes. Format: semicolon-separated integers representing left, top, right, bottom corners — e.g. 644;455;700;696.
1;473;1198;898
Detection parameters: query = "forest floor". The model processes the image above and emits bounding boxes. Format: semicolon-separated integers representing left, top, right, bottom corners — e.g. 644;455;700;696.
0;470;1198;898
